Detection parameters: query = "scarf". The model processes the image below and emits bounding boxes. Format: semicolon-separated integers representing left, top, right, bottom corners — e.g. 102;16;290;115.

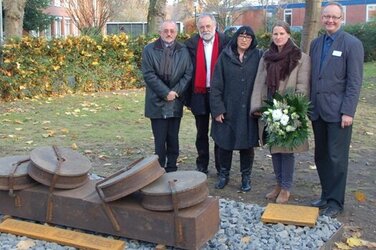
264;39;302;95
159;41;176;85
193;32;219;94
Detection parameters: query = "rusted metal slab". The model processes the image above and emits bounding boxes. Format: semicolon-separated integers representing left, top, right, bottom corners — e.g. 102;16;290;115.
0;218;125;250
0;155;36;191
96;156;165;202
29;146;92;189
0;180;220;250
261;203;319;227
140;171;209;211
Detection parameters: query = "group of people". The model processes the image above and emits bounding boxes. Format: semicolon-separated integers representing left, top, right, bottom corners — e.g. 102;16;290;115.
141;2;364;218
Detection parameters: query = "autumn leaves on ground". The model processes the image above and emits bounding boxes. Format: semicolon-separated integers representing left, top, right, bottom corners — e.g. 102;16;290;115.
1;62;376;249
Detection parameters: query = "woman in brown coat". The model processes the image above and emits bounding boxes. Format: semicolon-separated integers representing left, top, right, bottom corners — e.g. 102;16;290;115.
250;21;310;203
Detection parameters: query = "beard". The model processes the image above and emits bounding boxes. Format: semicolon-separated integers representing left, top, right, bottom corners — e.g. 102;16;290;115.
200;31;215;42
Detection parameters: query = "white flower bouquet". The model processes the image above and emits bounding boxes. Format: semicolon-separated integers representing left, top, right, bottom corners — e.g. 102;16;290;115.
261;91;310;149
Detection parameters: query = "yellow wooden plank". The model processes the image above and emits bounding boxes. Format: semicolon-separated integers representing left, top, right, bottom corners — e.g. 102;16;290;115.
0;218;125;250
261;203;319;227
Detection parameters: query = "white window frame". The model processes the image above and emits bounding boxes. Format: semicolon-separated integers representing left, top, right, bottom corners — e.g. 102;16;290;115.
55;17;62;38
64;18;71;37
366;4;376;22
284;9;292;25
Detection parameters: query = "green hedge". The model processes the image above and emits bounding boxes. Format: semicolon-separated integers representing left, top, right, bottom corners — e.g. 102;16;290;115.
0;34;141;100
0;22;374;101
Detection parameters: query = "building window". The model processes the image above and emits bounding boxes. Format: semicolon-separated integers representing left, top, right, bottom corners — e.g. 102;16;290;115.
53;0;61;7
55;17;62;38
65;18;71;36
284;9;292;25
367;4;376;22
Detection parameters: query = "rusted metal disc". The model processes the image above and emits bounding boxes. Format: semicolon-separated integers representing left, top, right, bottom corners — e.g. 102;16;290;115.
0;155;36;190
140;171;209;211
28;146;92;189
96;155;165;202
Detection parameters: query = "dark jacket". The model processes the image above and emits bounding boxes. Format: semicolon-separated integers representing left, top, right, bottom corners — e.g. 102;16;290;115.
310;29;364;122
210;43;262;150
184;32;230;115
142;38;193;119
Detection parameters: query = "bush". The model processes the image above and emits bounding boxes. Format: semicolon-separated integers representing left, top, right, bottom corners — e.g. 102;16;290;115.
344;21;376;62
0;34;143;100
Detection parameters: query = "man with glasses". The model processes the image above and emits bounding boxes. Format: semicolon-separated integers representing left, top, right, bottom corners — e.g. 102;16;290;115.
185;13;230;175
142;20;193;172
309;2;364;217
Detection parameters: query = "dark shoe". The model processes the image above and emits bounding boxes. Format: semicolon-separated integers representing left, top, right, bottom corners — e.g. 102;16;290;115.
240;177;251;192
215;177;229;189
320;206;343;218
311;199;328;209
196;167;208;175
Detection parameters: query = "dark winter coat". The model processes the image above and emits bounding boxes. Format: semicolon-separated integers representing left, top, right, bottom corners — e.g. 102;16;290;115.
210;44;262;150
184;32;230;115
142;38;193;119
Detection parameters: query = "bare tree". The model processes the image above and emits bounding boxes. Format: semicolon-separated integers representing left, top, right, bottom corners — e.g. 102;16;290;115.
147;0;167;34
110;0;148;22
65;0;121;35
199;0;246;30
3;0;27;38
300;0;322;53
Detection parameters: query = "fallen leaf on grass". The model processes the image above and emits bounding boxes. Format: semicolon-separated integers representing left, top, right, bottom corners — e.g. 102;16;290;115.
60;128;69;134
334;241;351;249
84;150;93;154
41;120;51;124
98;154;109;160
15;127;23;131
103;163;112;167
354;191;366;203
25;140;34;145
71;143;78;150
14;120;23;124
347;236;364;247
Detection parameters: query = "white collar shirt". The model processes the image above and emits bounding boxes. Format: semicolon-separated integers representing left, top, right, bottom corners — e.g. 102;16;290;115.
203;35;215;87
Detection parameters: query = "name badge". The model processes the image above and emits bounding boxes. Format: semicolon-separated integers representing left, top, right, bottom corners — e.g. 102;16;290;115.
332;50;342;57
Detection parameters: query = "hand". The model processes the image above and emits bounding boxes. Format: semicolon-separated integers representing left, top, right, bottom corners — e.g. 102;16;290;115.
341;114;353;128
166;91;178;101
252;111;262;117
215;114;224;123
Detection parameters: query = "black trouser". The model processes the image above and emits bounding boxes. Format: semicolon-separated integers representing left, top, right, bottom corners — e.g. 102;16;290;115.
312;116;352;209
194;114;220;173
151;117;181;172
218;147;254;178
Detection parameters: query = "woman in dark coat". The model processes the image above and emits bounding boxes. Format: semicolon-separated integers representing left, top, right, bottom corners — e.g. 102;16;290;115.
210;26;262;191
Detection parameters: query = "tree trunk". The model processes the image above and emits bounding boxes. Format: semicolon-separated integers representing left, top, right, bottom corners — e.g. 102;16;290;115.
300;0;322;53
3;0;27;38
147;0;166;34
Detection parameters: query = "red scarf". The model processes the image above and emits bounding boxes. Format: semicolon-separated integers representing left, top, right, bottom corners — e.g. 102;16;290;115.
194;32;219;94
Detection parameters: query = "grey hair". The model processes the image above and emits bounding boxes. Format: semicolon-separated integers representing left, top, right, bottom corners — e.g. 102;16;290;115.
323;1;344;16
159;20;178;32
196;13;217;28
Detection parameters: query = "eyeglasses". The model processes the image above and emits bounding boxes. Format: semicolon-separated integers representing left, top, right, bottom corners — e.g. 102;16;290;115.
322;15;342;21
238;35;252;41
162;29;176;34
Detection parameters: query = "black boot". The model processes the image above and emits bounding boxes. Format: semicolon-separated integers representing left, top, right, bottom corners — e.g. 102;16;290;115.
215;147;232;189
215;176;229;189
239;148;254;192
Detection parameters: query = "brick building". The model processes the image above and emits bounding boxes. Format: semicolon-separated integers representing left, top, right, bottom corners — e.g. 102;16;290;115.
43;0;79;38
233;0;376;32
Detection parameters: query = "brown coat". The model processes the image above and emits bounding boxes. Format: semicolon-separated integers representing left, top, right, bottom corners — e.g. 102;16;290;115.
250;52;311;153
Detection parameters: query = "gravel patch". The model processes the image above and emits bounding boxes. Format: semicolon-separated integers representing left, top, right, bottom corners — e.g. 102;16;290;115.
0;198;341;250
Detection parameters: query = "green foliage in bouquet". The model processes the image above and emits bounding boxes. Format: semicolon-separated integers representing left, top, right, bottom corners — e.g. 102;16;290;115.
261;90;311;149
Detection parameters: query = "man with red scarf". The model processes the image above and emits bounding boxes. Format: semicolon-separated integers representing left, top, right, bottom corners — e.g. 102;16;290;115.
185;13;230;175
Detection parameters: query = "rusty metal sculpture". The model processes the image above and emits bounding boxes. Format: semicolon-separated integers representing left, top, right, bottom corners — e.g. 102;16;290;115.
0;146;220;250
